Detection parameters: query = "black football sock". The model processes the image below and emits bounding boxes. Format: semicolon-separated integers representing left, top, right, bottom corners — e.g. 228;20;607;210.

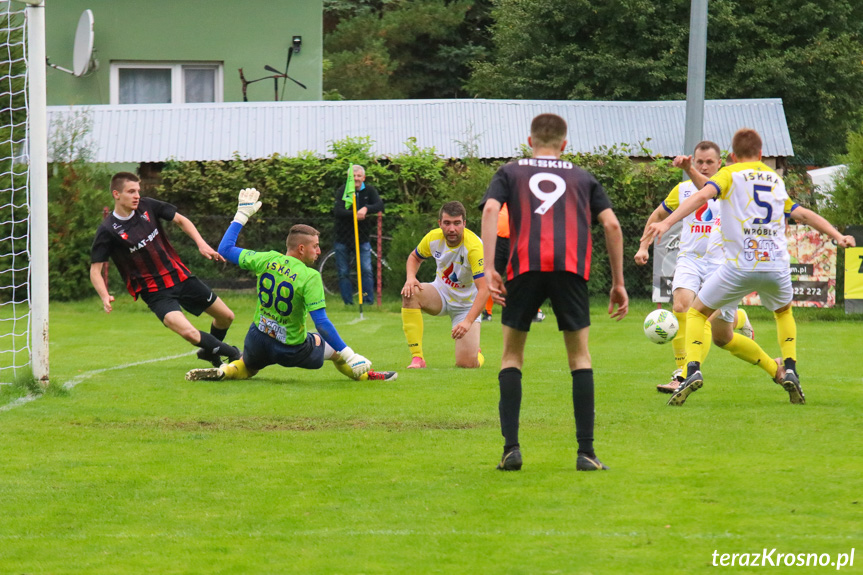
687;361;701;378
572;368;595;457
210;324;228;342
784;358;797;373
499;367;522;449
197;331;237;358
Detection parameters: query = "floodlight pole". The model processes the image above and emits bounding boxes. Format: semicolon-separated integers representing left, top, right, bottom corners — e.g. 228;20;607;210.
682;0;708;179
26;0;50;384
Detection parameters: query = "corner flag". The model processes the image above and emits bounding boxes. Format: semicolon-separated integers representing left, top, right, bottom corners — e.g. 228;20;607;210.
342;165;354;209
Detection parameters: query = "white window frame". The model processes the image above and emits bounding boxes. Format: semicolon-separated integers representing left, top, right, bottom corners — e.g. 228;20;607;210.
110;61;224;105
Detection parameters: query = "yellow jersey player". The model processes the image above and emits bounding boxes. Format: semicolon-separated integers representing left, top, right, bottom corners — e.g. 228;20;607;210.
644;128;855;406
635;142;754;394
400;201;488;369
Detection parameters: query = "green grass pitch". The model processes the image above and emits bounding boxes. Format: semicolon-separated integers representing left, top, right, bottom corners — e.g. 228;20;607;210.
1;294;861;574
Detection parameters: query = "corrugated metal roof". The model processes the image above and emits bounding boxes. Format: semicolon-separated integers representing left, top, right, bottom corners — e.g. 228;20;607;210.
46;98;794;163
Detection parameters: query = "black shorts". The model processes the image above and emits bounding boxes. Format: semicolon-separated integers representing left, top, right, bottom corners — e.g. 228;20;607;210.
502;271;590;332
139;276;217;322
242;324;325;371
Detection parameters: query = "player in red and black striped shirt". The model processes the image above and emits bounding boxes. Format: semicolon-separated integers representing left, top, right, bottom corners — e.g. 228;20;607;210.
90;172;240;367
480;113;629;472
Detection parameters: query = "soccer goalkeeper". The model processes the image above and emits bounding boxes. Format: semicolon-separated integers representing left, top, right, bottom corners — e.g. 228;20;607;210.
185;188;396;383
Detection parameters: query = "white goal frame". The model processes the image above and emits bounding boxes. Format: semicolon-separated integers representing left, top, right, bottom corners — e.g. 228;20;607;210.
26;0;48;383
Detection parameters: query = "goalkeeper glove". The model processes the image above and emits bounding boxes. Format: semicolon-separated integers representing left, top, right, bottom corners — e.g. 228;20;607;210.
234;188;262;225
339;346;372;378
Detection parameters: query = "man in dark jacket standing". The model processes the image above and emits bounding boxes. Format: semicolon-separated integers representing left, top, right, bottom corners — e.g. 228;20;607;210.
333;165;384;305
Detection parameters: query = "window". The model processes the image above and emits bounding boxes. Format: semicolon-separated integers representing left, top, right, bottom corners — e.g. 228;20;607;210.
110;62;223;104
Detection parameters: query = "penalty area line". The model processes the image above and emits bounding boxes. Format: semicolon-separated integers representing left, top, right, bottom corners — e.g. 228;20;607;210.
0;352;195;414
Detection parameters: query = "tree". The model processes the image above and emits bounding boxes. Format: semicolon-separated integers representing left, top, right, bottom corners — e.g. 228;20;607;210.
324;0;492;100
468;0;863;164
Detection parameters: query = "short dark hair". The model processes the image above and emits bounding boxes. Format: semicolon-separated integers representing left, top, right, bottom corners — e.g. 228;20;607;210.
694;140;721;157
731;128;762;160
286;224;319;251
111;172;139;193
439;201;466;221
530;113;567;148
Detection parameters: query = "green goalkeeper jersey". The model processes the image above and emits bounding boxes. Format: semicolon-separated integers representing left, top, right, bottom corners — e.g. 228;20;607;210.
238;250;326;346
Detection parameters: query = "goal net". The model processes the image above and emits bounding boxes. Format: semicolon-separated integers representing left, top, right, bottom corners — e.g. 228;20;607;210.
1;1;48;385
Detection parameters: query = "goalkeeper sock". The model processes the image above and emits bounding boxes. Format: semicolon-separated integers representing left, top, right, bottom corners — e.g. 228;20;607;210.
572;369;595;457
774;307;797;368
210;324;228;342
672;311;687;370
332;353;356;380
222;359;252;380
485;296;493;316
197;331;236;358
499;367;522;448
720;333;777;379
401;308;424;358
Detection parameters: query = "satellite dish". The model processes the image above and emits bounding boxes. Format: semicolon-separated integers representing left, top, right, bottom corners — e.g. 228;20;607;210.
72;9;95;77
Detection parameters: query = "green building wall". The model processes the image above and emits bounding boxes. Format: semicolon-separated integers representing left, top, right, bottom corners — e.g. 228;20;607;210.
45;0;322;105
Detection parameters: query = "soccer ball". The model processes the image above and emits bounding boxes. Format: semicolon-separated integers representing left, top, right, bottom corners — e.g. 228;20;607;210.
643;309;678;344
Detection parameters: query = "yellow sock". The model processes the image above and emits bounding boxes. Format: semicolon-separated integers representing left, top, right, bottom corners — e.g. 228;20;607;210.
684;308;709;374
735;309;746;330
720;333;777;379
332;354;356;380
222;358;251;380
477;351;485;367
672;311;687;370
401;308;424;359
702;319;713;363
774;307;797;362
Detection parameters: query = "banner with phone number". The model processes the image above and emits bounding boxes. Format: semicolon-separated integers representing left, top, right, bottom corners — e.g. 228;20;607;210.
741;224;837;308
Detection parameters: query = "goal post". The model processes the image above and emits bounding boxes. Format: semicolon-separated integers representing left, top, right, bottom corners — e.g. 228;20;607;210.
0;0;48;385
26;0;49;384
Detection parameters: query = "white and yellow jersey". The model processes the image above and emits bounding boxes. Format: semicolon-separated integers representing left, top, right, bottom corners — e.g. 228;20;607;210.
415;227;484;306
662;180;724;263
706;161;797;272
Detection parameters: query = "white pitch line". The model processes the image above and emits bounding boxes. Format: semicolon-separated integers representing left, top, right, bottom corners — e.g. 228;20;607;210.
0;351;195;414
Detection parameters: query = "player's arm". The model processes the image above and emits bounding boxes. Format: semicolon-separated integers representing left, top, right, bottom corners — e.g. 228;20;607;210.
89;262;114;313
643;184;715;243
789;206;857;247
400;250;425;297
481;198;504;304
218;188;263;264
452;275;489;340
597;208;629;320
634;204;669;265
672;155;710;188
309;308;348;351
171;212;225;263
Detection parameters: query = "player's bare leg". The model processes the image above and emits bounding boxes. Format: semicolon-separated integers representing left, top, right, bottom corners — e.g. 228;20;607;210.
202;296;235;331
454;321;482;368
